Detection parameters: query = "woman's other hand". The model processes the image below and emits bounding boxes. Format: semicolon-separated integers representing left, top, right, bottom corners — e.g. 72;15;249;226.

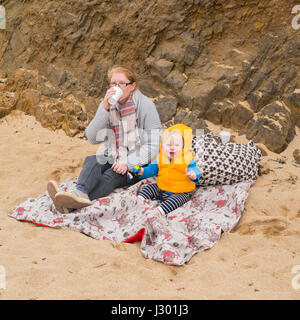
112;161;128;175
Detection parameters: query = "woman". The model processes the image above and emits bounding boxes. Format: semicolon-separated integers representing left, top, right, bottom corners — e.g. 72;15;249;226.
47;66;162;213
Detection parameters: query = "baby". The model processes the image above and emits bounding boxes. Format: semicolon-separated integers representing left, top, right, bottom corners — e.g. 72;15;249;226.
133;124;200;215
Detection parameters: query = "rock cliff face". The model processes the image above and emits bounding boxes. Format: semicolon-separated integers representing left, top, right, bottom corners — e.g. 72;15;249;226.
0;0;299;152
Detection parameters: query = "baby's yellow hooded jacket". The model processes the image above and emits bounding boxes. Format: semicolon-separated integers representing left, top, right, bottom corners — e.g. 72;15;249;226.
156;124;196;193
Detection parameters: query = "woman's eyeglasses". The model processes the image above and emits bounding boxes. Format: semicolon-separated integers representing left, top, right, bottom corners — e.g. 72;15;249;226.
110;82;133;88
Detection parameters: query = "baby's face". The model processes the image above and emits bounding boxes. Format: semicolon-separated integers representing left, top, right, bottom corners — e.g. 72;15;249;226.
162;132;184;159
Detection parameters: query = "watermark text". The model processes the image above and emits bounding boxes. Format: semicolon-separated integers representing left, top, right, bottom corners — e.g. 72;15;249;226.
292;265;300;290
292;5;300;30
0;265;6;290
0;5;5;30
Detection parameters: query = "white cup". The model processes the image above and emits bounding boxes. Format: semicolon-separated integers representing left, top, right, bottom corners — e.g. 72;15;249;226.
220;131;231;144
108;86;123;105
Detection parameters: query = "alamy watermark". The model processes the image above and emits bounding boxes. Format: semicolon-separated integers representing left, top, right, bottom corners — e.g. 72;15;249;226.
94;127;204;166
291;265;300;290
0;265;6;290
292;5;300;30
0;5;5;30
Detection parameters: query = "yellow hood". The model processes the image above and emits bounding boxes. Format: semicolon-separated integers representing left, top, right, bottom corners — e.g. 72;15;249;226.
159;123;193;157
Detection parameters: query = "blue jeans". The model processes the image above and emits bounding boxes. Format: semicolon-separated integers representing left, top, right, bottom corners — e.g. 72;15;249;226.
77;155;140;201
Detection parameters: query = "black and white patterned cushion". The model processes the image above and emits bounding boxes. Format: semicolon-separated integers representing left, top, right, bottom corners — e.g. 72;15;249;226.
191;132;262;186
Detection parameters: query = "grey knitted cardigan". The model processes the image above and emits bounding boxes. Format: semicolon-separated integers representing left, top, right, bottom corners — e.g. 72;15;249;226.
85;89;162;170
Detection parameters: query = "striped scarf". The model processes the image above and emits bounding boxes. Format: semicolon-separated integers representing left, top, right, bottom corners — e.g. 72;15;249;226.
107;94;139;163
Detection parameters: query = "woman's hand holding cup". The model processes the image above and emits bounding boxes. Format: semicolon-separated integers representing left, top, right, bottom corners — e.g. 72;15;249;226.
103;87;116;111
103;87;123;111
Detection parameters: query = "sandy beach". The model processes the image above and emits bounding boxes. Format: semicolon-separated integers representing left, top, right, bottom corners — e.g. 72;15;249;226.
0;110;300;300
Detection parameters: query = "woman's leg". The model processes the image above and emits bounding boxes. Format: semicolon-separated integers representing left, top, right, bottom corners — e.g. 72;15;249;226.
76;155;111;194
77;154;144;200
88;166;129;201
53;155;112;212
54;156;142;211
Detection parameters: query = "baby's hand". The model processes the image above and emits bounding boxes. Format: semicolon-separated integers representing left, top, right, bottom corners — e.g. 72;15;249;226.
186;170;196;180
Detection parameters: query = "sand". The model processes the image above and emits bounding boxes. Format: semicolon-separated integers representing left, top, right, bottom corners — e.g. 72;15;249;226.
0;110;300;300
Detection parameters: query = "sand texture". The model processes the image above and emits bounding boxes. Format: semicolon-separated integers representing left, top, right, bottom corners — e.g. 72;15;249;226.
0;110;300;300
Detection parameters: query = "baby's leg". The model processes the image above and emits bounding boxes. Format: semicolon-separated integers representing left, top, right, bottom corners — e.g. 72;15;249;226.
159;192;192;215
138;183;160;200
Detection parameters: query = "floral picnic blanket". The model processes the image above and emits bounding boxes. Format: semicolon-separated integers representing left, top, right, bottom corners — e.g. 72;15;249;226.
9;177;253;265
